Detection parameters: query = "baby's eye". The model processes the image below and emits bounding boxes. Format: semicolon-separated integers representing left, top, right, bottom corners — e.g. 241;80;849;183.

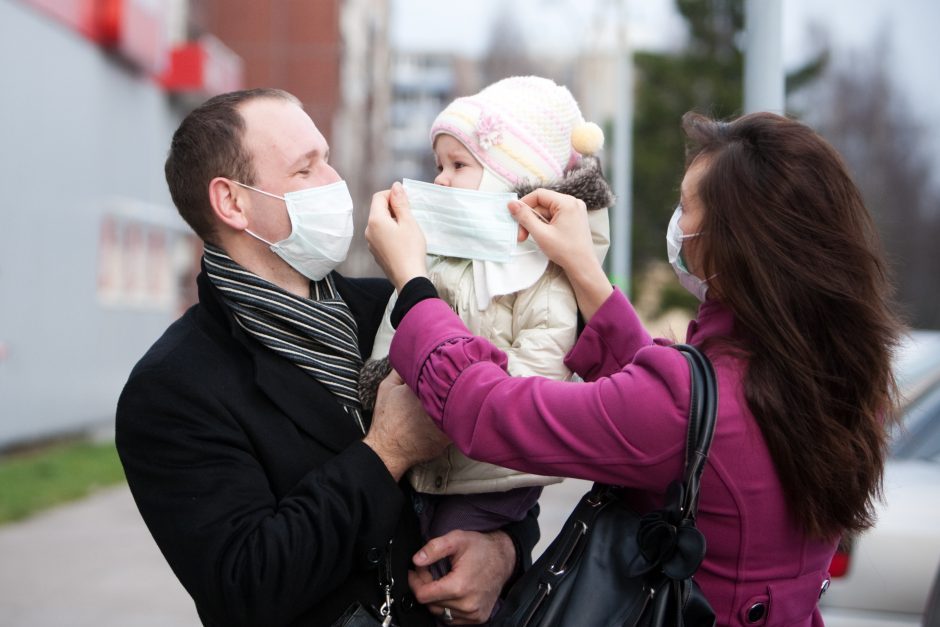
436;164;443;173
454;161;466;169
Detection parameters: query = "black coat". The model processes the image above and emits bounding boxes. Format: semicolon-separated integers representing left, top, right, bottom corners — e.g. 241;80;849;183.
116;269;537;626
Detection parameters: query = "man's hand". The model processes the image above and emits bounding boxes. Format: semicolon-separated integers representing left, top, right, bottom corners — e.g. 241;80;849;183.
363;370;450;481
408;530;517;624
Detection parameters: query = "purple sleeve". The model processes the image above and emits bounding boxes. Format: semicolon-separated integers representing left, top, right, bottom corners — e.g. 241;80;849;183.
564;288;655;381
389;298;693;488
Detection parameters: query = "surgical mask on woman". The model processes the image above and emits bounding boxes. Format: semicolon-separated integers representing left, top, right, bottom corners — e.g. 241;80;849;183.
236;180;354;281
666;204;709;302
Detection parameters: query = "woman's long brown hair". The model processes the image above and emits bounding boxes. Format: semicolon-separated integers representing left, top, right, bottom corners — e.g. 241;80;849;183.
681;111;904;539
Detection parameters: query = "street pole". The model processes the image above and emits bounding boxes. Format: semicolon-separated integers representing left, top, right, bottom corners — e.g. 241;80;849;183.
610;0;633;295
744;0;784;113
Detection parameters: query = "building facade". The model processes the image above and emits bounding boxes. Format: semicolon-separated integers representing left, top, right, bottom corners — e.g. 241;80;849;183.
0;0;240;448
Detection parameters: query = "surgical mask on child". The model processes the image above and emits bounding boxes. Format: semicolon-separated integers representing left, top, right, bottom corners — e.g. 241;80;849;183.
666;204;709;302
402;178;518;263
236;180;354;281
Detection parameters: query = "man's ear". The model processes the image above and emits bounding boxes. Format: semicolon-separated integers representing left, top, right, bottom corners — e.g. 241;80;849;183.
208;177;249;230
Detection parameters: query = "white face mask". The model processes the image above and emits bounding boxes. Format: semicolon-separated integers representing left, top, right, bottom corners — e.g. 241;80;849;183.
236;180;354;281
666;204;709;302
402;178;518;263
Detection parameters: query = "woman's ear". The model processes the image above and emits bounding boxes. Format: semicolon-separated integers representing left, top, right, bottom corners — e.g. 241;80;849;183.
208;177;249;230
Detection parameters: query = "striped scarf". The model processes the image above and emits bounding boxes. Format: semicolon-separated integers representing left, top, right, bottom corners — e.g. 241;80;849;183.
203;244;366;432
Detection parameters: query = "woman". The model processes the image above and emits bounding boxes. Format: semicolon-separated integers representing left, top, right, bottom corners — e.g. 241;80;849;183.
365;112;902;626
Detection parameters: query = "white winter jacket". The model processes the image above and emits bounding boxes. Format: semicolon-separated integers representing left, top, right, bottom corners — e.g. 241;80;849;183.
370;208;611;495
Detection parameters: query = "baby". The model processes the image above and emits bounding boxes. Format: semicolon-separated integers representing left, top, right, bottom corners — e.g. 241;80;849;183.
360;75;613;593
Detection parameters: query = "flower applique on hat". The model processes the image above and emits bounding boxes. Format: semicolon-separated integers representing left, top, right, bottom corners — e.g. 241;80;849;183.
476;113;505;150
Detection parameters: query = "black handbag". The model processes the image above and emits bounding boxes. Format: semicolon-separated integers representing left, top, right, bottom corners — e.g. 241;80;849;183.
332;602;396;627
332;543;401;627
493;344;718;627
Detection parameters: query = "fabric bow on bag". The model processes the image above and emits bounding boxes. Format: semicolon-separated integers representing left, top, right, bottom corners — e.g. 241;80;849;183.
635;482;707;581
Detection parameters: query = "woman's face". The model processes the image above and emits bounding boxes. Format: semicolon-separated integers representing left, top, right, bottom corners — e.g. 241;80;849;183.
677;157;709;277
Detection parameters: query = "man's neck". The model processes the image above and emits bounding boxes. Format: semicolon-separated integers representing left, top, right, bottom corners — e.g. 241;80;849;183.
214;236;310;298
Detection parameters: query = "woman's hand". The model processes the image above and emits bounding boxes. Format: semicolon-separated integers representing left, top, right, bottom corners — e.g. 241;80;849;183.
362;370;450;481
366;182;429;291
510;189;613;321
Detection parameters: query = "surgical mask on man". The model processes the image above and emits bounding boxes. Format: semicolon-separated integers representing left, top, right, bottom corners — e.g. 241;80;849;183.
666;204;709;302
235;180;354;281
402;178;518;263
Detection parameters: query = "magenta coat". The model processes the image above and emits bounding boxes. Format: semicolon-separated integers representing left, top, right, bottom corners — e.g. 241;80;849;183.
390;288;837;626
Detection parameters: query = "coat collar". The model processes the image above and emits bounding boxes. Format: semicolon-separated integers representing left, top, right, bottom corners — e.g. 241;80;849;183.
685;298;736;344
195;265;392;453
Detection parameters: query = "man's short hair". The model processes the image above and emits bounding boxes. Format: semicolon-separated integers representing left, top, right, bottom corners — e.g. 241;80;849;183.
165;88;300;242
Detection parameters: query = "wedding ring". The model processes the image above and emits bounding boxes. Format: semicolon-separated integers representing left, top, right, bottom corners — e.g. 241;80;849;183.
442;607;454;623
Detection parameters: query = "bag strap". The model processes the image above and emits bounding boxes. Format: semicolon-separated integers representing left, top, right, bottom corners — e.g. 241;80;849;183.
587;344;718;519
672;344;719;522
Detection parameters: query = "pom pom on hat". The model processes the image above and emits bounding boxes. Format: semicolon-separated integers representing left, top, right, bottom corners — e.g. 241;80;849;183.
572;121;604;156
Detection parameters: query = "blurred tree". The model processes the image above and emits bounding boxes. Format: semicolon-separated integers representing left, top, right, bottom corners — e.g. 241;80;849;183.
628;0;745;311
801;33;940;328
627;0;825;314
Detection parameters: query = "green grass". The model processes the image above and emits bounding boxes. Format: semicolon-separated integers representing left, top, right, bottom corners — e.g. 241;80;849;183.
0;439;126;525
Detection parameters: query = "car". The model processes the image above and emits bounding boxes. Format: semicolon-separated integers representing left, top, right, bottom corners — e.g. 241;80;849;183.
820;330;940;626
925;563;940;627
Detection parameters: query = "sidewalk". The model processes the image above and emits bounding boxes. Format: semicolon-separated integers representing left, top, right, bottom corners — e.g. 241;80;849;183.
0;484;198;627
0;479;589;627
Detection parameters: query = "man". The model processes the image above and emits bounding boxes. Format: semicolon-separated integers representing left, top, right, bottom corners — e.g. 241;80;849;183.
116;88;537;626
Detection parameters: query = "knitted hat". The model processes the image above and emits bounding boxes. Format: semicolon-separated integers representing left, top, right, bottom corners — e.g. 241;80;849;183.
430;75;604;190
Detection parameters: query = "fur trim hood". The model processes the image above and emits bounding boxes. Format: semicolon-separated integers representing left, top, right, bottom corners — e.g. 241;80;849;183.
513;156;615;212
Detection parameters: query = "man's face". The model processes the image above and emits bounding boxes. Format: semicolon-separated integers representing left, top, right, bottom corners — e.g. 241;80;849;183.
238;98;341;243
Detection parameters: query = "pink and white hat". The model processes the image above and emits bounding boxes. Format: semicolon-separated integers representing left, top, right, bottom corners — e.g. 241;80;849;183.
430;75;604;191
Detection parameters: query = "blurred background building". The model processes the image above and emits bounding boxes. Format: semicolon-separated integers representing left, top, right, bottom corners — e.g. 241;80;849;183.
0;0;229;448
2;0;939;452
390;51;460;182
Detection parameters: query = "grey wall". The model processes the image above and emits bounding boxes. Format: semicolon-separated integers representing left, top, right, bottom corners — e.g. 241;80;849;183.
0;1;193;446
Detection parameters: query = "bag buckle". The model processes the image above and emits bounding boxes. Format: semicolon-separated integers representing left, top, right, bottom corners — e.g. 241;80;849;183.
548;520;588;576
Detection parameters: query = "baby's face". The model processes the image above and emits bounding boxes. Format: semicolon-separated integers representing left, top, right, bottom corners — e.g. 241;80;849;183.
433;134;484;190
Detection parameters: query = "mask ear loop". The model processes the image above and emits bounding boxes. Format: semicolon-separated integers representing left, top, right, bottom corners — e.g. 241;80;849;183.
229;180;290;247
232;180;286;201
685;234;719;287
244;229;276;247
676;229;702;274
